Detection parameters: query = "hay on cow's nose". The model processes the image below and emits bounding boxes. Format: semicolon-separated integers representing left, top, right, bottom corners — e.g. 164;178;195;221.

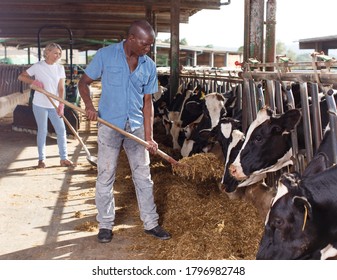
172;153;224;181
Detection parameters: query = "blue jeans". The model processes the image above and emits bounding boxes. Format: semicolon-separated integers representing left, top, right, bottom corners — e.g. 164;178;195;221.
32;104;68;161
95;122;159;230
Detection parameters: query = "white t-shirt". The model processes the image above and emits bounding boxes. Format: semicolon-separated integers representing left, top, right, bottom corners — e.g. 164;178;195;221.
26;60;66;108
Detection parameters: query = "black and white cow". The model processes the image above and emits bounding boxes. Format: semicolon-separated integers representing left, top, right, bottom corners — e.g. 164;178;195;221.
180;94;267;193
256;153;337;260
153;84;170;127
180;92;226;157
177;94;276;220
229;107;302;181
315;123;336;166
216;118;274;220
169;85;205;150
211;116;267;192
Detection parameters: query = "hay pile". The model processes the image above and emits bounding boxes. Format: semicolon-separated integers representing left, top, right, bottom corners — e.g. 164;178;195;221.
145;122;264;259
172;153;224;182
72;121;265;260
142;160;264;260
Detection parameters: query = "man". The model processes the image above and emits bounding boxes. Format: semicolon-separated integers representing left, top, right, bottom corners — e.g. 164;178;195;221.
78;20;171;243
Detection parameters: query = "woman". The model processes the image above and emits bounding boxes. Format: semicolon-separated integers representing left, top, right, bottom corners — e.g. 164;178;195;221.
18;43;74;168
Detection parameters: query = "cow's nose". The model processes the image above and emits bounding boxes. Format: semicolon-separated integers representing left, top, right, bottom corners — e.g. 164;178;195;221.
219;182;236;194
218;182;227;193
229;164;237;177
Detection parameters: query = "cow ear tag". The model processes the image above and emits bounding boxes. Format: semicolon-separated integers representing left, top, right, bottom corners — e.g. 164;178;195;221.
292;196;311;231
302;204;308;231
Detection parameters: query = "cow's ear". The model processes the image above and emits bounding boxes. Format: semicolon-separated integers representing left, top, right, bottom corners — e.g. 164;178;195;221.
232;119;242;130
280;172;301;189
302;152;329;177
199;129;212;139
278;109;302;132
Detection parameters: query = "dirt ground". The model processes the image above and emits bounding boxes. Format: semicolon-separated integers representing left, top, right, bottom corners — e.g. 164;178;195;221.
0;91;264;260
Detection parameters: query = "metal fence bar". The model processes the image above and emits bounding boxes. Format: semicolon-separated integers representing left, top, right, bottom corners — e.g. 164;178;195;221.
0;65;30;97
243;78;253;129
236;83;243;113
242;71;337;84
256;82;265;110
266;79;276;111
299;82;313;162
325;89;337;164
281;82;300;172
310;83;323;151
274;80;284;114
249;79;257;121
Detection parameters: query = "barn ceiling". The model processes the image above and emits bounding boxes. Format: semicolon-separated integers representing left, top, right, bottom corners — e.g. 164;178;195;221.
0;0;223;51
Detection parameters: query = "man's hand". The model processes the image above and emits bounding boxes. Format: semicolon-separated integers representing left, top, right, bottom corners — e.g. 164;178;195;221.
146;139;158;155
85;104;98;121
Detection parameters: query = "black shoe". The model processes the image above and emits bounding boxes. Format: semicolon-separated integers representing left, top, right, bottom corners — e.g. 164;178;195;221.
97;228;113;243
144;225;171;240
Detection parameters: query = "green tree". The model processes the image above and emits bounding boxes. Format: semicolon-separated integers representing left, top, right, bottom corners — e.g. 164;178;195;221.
87;54;95;64
180;38;188;45
276;41;287;56
286;49;297;61
295;53;311;62
156;54;169;67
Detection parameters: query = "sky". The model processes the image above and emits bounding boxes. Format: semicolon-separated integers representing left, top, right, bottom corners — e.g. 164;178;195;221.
157;0;337;50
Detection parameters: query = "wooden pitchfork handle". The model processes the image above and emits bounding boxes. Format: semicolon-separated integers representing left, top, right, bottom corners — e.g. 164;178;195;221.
31;84;179;165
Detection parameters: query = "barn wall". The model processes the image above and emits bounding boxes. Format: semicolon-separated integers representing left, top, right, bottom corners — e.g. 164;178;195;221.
156;47;243;68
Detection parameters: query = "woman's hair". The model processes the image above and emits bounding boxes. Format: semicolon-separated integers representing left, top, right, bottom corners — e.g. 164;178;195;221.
43;43;62;59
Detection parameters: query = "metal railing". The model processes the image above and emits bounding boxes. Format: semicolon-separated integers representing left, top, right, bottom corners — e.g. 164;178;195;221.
0;65;30;97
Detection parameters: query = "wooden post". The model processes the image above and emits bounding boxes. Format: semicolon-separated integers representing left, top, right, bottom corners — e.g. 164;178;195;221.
265;0;277;71
27;47;31;65
145;3;156;61
243;0;251;63
169;0;180;103
244;0;265;63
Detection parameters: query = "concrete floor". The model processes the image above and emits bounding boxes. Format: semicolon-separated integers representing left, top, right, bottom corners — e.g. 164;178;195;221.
0;93;147;260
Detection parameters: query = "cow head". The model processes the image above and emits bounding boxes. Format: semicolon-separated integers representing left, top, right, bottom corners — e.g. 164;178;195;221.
215;116;264;193
180;92;226;157
204;92;226;128
257;153;337;260
218;120;245;192
256;166;317;260
180;86;206;127
229;107;301;181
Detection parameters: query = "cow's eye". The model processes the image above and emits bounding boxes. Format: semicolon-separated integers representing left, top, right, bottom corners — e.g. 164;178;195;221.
253;135;262;143
272;217;284;228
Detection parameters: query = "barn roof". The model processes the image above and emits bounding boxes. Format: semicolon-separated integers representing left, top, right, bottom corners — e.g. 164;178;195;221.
299;35;337;54
0;0;224;51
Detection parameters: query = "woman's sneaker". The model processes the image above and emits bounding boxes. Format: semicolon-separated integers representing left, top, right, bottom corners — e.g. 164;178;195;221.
37;160;46;168
60;159;75;167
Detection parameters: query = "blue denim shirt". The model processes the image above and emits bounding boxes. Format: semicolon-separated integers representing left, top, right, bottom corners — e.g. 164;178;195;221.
84;41;158;131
